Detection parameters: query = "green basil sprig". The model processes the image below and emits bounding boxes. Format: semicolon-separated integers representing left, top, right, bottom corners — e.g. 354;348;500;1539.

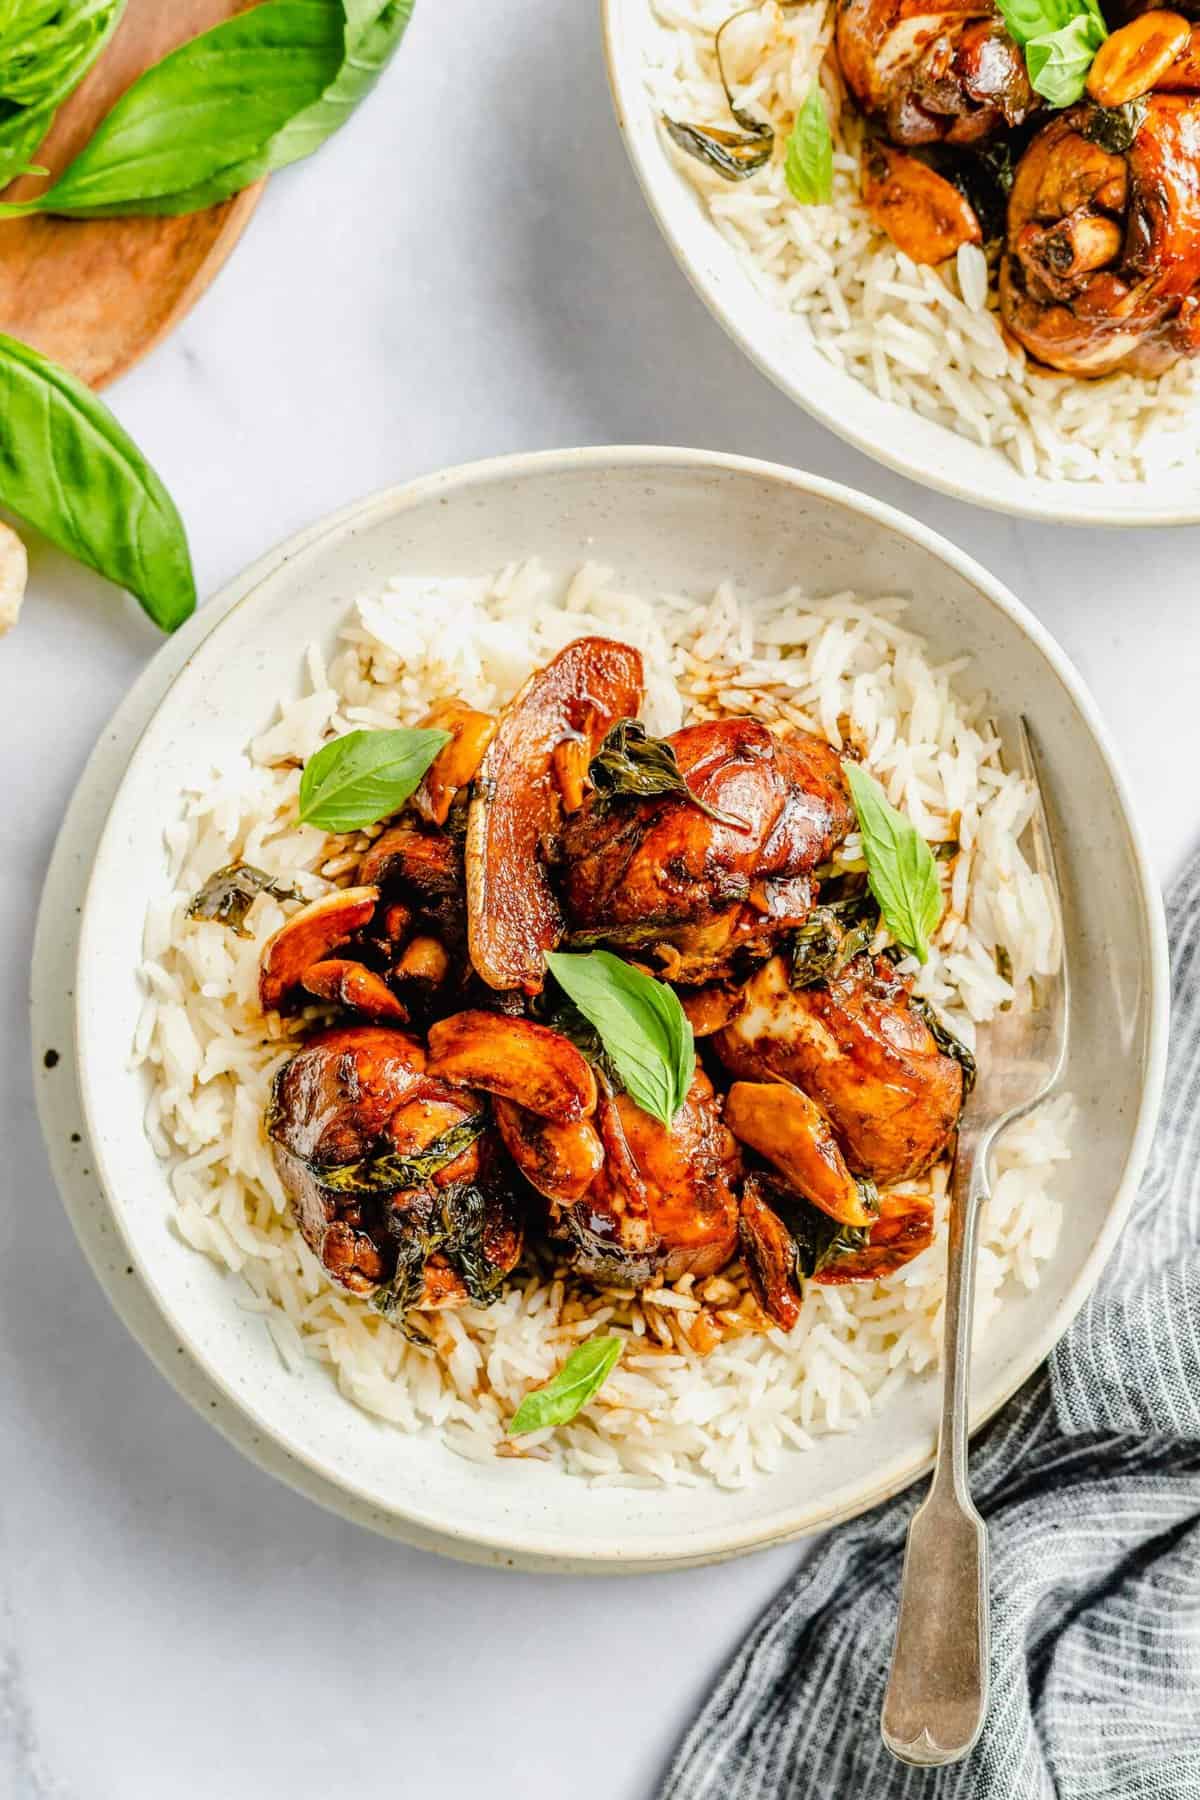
0;0;413;219
842;761;942;966
996;0;1107;105
0;0;127;191
784;83;833;206
545;950;695;1127
0;331;194;629
508;1336;623;1436
298;727;450;832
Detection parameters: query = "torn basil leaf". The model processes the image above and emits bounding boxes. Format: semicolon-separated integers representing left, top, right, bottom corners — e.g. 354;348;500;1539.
507;1336;623;1435
787;1192;874;1281
186;861;294;938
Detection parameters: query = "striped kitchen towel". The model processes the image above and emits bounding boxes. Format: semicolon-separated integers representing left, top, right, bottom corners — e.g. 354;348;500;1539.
661;852;1200;1800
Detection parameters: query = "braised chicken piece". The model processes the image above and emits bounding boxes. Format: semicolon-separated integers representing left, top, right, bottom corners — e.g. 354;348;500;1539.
266;1026;521;1306
1000;96;1200;375
739;1169;936;1328
715;952;963;1186
358;824;465;943
545;1068;743;1286
426;1009;740;1285
836;0;1035;146
559;719;855;984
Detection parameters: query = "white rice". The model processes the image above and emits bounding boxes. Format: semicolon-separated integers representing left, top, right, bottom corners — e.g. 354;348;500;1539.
644;0;1200;484
135;560;1071;1489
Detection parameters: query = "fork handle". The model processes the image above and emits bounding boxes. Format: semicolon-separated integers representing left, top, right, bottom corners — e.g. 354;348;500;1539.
880;1128;991;1766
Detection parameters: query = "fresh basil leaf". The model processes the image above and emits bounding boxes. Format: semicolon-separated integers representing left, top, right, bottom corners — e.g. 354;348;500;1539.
0;0;126;190
995;0;1106;102
1025;10;1106;105
112;0;415;216
995;0;1072;47
507;1336;623;1436
297;727;450;832
784;82;833;206
842;761;942;965
0;0;412;219
545;950;695;1127
0;331;194;629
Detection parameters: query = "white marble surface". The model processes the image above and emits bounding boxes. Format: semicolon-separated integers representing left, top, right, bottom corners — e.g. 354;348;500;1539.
2;2;1197;1795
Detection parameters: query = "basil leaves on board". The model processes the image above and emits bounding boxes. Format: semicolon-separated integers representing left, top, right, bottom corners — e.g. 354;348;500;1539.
0;0;413;218
545;950;695;1128
784;83;833;205
507;1336;623;1436
0;0;127;190
0;331;195;629
842;761;943;965
996;0;1107;105
297;727;450;833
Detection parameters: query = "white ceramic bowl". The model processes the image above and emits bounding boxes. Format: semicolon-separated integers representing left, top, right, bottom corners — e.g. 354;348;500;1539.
75;448;1167;1570
602;0;1200;527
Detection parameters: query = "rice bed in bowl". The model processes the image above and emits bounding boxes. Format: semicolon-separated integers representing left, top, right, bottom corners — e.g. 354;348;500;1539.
644;0;1200;485
136;561;1069;1491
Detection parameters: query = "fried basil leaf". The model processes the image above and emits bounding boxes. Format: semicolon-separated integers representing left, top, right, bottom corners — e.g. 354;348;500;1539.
588;718;741;826
186;862;293;937
314;1114;487;1197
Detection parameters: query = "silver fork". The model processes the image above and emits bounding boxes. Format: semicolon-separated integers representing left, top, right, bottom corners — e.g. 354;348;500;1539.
880;718;1069;1767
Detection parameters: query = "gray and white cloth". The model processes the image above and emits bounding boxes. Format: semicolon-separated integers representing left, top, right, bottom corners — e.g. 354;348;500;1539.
661;853;1200;1800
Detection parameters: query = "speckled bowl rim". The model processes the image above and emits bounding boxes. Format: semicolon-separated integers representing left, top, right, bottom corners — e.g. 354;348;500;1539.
72;447;1169;1569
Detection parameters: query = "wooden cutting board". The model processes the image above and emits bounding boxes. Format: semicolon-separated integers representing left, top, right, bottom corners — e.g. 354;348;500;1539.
0;0;265;390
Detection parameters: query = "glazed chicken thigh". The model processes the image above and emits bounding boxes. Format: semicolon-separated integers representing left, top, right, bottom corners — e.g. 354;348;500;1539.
425;1012;743;1286
267;1025;522;1306
559;718;854;983
1001;95;1200;375
836;0;1036;145
715;951;964;1187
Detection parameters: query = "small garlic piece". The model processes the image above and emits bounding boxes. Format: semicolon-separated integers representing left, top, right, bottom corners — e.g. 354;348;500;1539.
0;520;27;637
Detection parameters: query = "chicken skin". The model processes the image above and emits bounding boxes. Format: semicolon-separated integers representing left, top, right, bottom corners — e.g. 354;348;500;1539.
266;1026;521;1305
1001;96;1200;375
559;719;854;984
714;952;963;1186
836;0;1035;146
492;1065;742;1286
